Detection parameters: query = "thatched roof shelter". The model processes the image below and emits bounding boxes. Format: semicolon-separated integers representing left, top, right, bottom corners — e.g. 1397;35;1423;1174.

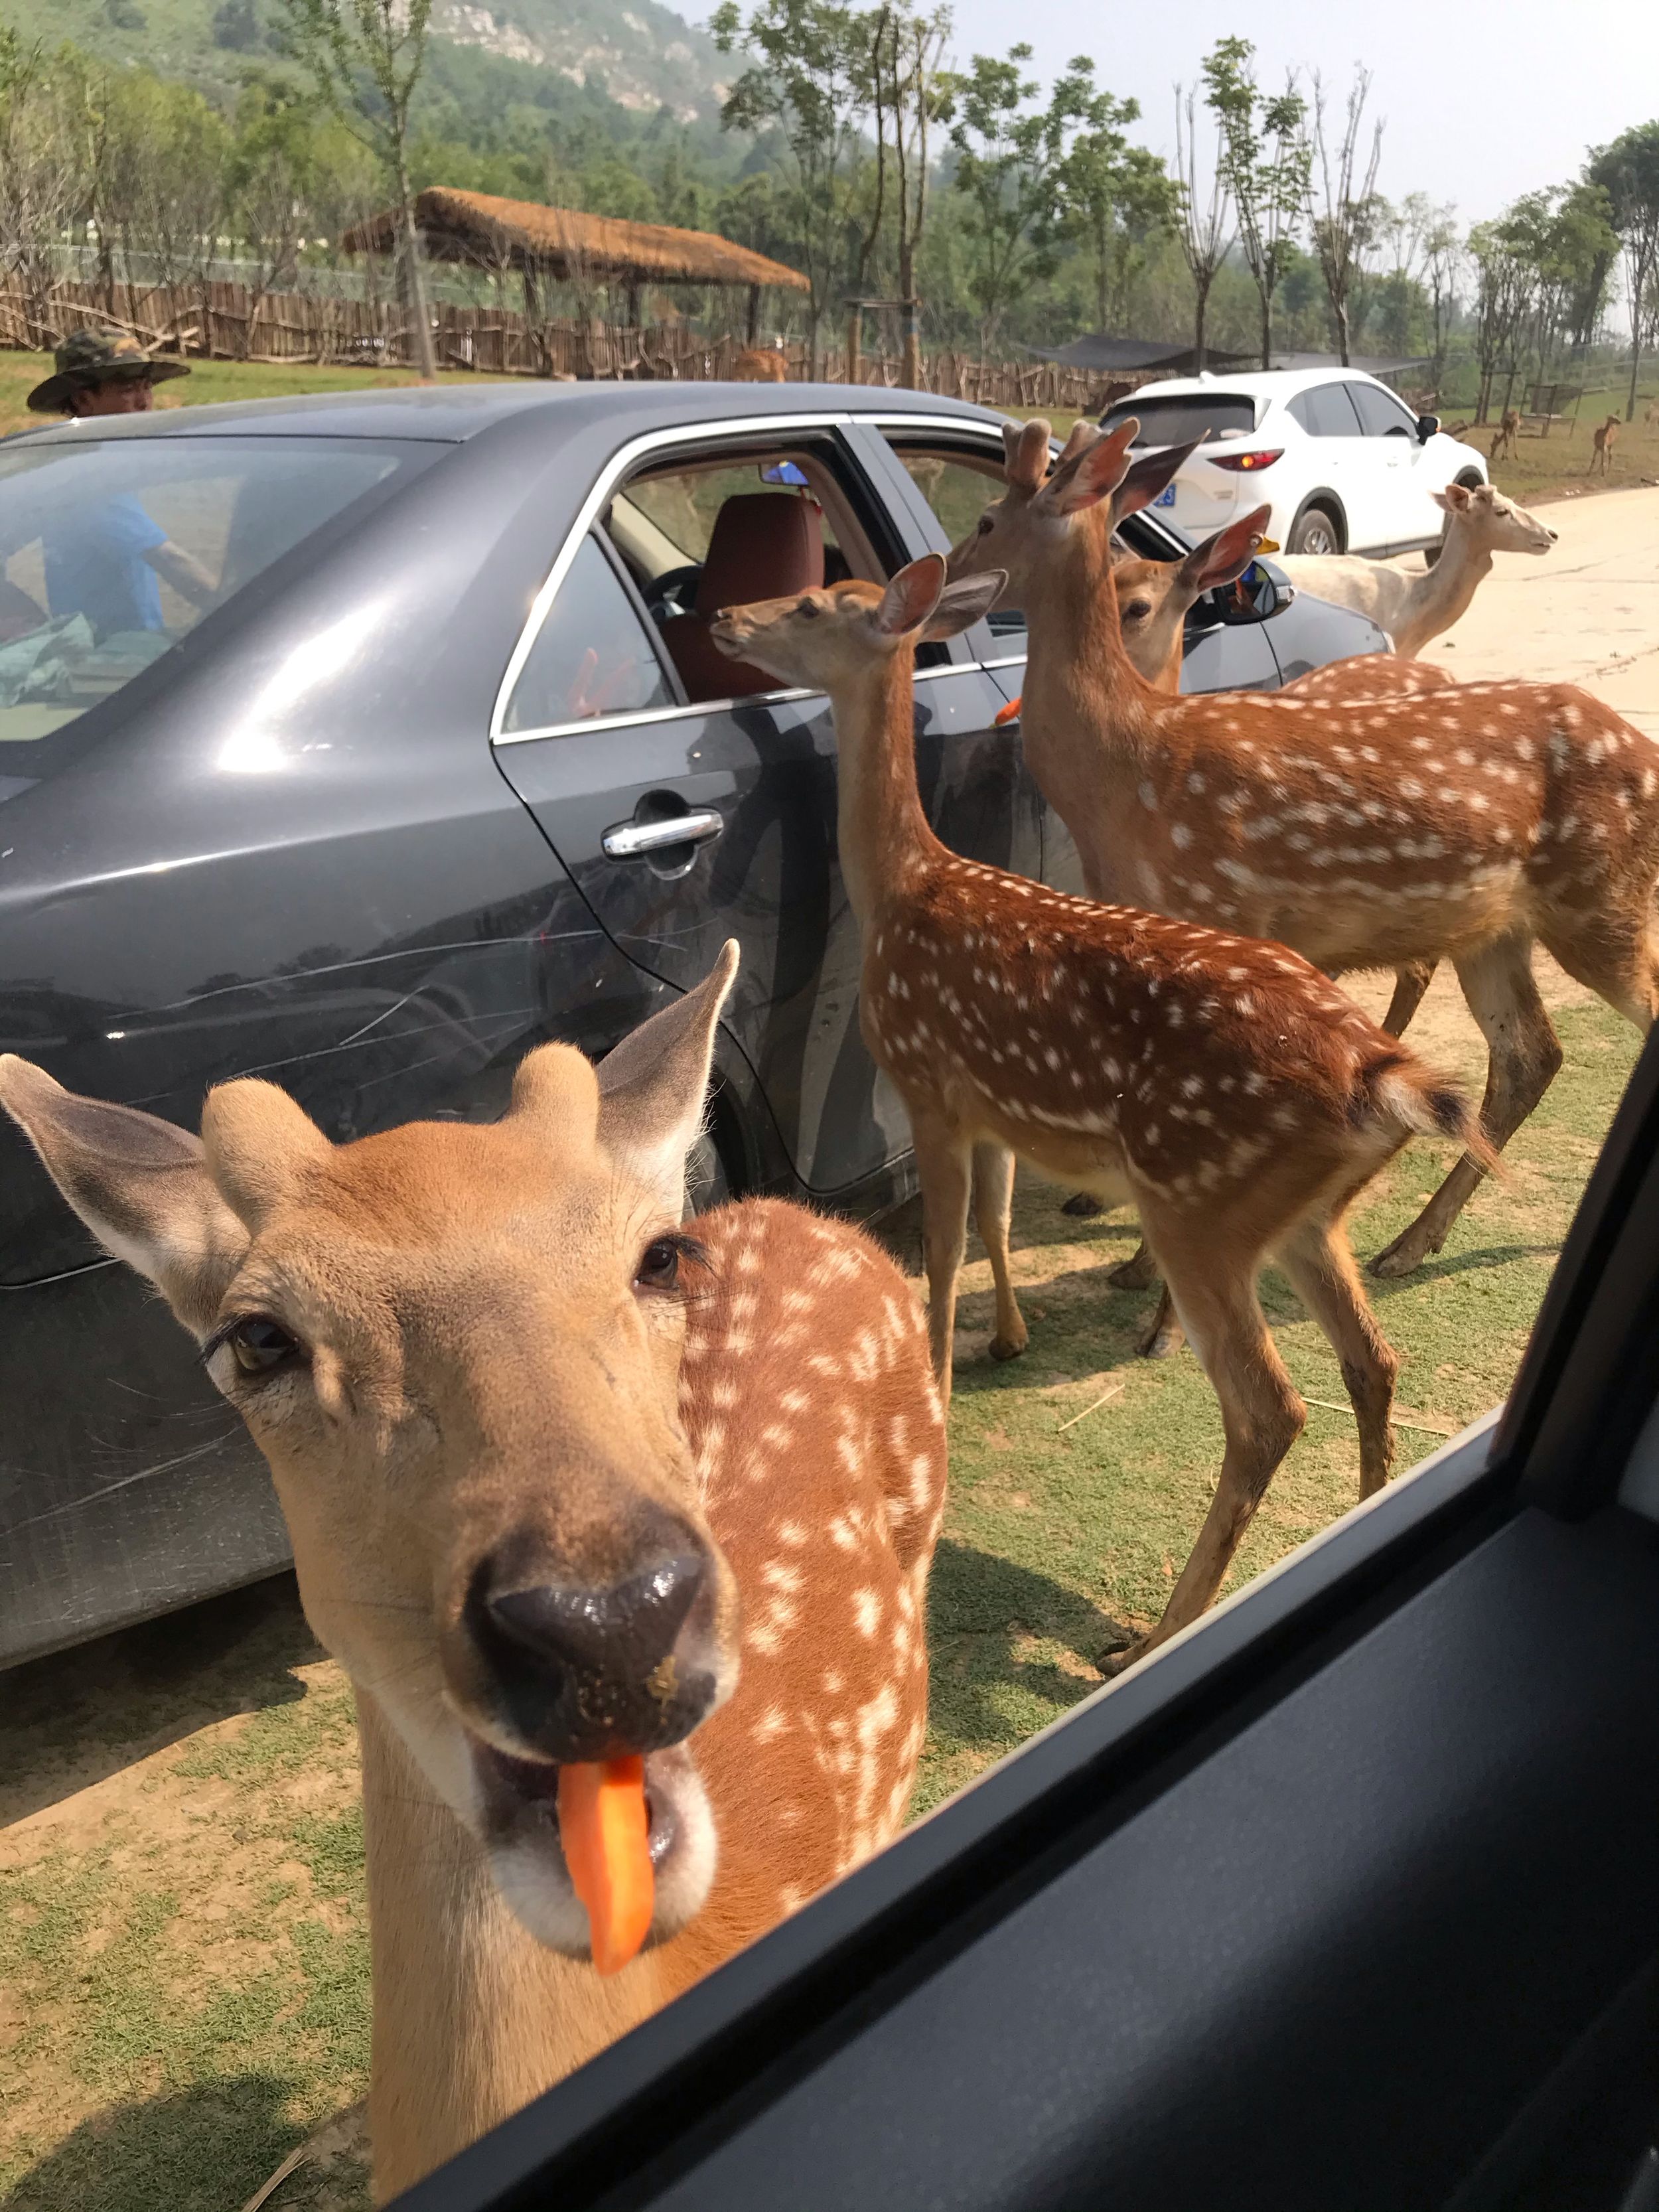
341;188;808;299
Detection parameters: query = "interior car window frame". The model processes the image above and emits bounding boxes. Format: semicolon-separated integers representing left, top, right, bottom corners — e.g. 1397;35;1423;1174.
492;413;914;747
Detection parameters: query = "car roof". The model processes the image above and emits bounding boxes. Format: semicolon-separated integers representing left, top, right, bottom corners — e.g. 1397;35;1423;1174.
1118;368;1394;404
3;380;1009;448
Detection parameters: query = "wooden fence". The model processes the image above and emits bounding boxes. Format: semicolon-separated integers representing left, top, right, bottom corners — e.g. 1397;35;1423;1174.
0;275;1116;411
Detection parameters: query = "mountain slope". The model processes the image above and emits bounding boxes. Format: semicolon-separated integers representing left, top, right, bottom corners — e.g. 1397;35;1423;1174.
2;0;733;121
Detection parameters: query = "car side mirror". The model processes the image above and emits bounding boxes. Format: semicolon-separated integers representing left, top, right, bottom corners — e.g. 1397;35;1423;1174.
1416;413;1440;445
1200;557;1294;627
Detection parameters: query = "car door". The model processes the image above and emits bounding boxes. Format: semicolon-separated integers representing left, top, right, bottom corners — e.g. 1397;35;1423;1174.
1336;376;1421;552
394;1025;1659;2212
1287;379;1381;550
488;422;1038;1199
1346;378;1441;552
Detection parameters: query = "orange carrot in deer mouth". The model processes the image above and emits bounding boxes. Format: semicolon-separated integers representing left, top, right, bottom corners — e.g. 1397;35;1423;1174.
556;1756;654;1975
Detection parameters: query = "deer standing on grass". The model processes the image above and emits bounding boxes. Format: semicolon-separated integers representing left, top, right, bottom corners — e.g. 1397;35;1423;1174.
948;417;1659;1287
710;555;1484;1662
1592;415;1620;473
1490;407;1521;462
0;949;944;2203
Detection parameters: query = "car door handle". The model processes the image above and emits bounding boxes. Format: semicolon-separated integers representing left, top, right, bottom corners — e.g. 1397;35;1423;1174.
601;810;725;859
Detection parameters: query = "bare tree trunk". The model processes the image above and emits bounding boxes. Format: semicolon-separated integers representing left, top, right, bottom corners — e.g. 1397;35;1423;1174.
1260;291;1272;372
394;145;437;382
1194;277;1210;370
899;242;920;390
846;300;862;387
1628;259;1646;422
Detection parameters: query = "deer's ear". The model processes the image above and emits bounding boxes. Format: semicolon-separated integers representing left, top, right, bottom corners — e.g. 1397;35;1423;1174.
595;940;738;1220
1179;504;1271;592
1040;419;1137;516
922;569;1007;640
1003;418;1052;491
0;1057;249;1337
873;555;946;637
1433;482;1473;514
1111;435;1204;524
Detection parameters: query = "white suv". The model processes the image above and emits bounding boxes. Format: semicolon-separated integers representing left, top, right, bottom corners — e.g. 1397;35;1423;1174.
1102;368;1488;558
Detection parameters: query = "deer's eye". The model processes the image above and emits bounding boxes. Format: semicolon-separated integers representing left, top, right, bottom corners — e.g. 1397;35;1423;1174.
976;513;995;535
796;597;820;619
226;1315;301;1375
1123;599;1153;621
636;1236;683;1291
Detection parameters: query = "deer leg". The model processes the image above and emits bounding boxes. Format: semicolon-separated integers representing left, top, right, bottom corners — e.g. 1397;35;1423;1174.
1278;1217;1400;1499
1380;960;1437;1039
1540;913;1659;1035
1372;934;1561;1279
972;1140;1028;1363
1105;1238;1185;1355
912;1117;974;1408
1108;1238;1161;1290
1115;1225;1305;1665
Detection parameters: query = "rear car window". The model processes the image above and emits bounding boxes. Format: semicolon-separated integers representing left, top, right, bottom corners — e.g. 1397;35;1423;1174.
1102;396;1256;446
0;435;420;769
502;534;675;732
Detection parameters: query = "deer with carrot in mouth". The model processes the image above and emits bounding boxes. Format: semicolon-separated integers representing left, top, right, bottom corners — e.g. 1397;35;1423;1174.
0;950;944;2201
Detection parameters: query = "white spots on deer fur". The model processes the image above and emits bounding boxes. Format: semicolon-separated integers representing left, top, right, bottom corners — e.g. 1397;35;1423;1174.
754;1706;787;1743
853;1587;882;1639
776;1519;807;1548
1187;771;1206;794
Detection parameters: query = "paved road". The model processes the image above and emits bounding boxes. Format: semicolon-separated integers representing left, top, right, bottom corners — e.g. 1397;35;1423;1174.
1411;482;1659;738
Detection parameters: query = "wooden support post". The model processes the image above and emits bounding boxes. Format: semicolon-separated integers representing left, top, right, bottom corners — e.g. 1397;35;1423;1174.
746;284;760;347
846;299;863;388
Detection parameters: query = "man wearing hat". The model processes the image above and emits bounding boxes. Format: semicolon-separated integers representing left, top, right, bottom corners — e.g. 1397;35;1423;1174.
15;331;215;638
26;328;191;419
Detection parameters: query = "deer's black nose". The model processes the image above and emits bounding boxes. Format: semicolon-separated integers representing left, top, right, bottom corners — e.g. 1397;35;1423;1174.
469;1540;717;1761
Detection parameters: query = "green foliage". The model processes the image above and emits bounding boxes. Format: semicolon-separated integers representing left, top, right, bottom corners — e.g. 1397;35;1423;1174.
941;43;1066;352
1049;55;1175;335
1202;35;1309;366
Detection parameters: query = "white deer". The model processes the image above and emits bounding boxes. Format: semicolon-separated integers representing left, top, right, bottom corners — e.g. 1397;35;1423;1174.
0;949;944;2202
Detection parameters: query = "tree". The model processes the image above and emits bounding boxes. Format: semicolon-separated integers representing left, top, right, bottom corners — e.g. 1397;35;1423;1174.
1587;122;1659;420
711;0;871;378
1467;212;1530;422
276;0;440;379
861;3;948;389
0;33;87;342
1303;65;1382;366
1202;36;1309;371
1050;56;1175;336
1171;78;1230;369
944;44;1065;362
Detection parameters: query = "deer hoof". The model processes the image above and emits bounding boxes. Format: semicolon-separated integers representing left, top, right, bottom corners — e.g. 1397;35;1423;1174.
1369;1225;1438;1278
1136;1314;1184;1361
1108;1248;1161;1291
1102;1637;1148;1678
1060;1192;1104;1218
988;1331;1029;1363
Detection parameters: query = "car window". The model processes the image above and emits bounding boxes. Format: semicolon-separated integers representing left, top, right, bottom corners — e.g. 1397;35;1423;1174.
1345;381;1417;437
887;441;1027;643
501;534;676;733
1100;396;1256;445
0;435;419;765
1287;382;1364;437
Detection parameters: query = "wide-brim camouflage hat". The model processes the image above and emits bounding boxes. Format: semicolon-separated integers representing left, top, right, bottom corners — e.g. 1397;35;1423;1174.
27;329;191;413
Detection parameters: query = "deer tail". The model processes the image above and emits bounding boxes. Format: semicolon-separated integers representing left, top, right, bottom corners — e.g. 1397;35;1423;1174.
1355;1049;1500;1176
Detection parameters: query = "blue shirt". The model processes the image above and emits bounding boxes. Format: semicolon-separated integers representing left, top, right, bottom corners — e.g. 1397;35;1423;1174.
42;494;167;639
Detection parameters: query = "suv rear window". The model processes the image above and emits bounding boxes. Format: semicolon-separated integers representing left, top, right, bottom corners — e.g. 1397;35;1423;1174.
0;435;423;773
1101;395;1256;446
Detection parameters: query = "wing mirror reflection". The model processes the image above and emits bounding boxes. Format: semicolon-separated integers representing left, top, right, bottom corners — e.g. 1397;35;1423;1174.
1416;413;1441;445
1204;556;1295;627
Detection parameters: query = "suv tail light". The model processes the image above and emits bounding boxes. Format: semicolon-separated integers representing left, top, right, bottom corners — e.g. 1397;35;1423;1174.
1209;449;1283;473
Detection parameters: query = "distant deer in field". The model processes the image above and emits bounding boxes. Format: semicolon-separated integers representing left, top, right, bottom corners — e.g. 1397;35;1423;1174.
733;345;788;383
0;951;944;2201
1490;407;1521;462
1592;415;1620;473
948;416;1659;1291
1644;401;1659;427
711;553;1484;1662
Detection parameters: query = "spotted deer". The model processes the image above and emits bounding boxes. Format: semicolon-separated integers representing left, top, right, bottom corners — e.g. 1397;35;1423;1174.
710;556;1484;1662
733;346;788;383
0;948;944;2202
1592;414;1620;474
948;417;1659;1283
1490;406;1521;463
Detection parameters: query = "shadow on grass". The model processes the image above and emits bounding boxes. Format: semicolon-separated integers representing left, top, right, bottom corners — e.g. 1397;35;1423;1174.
1;2074;366;2212
0;1576;321;1824
926;1537;1130;1753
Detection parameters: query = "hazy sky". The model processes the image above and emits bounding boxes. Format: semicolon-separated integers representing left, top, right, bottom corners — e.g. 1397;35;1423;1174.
697;0;1657;226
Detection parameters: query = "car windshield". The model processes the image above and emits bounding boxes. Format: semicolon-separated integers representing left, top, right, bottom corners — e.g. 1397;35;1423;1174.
1102;395;1256;445
0;435;421;772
